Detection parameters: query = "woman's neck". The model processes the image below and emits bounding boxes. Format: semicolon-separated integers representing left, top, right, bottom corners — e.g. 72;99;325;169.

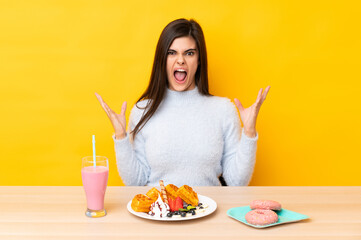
164;86;201;105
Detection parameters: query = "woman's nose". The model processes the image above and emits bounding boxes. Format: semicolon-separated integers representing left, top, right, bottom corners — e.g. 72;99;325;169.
177;56;185;64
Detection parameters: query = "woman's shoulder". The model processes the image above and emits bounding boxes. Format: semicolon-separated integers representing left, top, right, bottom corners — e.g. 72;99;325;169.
129;99;150;124
205;95;237;114
205;95;240;128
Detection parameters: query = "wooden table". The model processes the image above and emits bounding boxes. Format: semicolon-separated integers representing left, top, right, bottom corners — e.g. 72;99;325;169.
1;186;360;239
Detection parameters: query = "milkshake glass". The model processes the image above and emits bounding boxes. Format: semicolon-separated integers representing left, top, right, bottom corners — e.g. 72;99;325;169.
81;156;109;217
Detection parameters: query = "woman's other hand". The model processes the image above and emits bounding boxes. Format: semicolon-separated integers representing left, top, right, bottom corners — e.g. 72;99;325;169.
234;86;270;138
95;93;127;140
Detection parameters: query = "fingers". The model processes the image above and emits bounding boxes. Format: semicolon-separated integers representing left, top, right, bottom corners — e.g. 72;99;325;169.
234;98;244;111
103;101;114;115
95;92;104;108
261;86;271;104
235;86;271;113
95;92;117;118
255;88;263;105
95;93;127;118
95;92;110;115
120;101;127;116
255;86;271;106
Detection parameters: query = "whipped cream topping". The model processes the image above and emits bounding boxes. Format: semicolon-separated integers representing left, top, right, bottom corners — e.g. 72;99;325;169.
148;194;170;218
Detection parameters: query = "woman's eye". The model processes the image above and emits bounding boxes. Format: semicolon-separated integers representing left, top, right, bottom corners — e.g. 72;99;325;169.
167;51;175;55
186;52;194;56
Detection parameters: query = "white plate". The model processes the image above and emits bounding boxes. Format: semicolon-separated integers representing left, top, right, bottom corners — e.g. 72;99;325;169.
127;194;217;221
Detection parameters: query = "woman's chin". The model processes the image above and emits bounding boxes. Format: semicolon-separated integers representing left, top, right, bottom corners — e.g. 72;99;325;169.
170;82;195;92
169;85;187;92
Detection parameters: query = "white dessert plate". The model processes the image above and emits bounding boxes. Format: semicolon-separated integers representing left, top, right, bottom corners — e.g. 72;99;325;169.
127;194;217;221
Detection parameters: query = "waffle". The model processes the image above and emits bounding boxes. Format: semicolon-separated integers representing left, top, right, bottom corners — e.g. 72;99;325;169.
146;187;161;202
165;184;179;200
131;194;154;212
177;185;199;206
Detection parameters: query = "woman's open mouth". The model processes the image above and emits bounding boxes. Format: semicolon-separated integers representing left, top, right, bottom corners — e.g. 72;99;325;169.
174;69;187;84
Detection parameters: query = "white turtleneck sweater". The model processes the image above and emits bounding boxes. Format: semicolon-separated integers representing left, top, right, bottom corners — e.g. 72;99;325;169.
113;87;258;186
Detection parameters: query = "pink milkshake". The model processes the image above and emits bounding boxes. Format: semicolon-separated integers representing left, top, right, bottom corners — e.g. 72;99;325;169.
82;166;108;210
81;156;109;217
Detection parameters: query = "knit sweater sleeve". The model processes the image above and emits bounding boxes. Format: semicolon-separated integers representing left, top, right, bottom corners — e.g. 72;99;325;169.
221;99;258;186
112;103;150;186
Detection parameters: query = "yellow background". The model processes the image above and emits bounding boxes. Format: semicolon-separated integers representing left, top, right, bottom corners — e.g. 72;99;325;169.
1;0;360;186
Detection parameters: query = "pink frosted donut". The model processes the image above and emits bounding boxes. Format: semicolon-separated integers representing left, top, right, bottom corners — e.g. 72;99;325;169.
245;209;278;225
250;200;282;211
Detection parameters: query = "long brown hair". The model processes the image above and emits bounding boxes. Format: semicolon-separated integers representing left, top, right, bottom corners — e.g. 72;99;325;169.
131;18;211;138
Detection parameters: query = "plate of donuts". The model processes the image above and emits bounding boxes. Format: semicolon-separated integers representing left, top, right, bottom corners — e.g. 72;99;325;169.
227;200;309;228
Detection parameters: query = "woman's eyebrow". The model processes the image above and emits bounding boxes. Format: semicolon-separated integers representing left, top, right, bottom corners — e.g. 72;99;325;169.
168;48;197;52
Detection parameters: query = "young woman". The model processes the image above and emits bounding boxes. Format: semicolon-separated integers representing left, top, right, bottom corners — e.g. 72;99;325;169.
95;18;270;186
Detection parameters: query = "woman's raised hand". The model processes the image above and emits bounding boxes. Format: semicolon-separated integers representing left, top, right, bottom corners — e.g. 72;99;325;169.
234;86;271;138
95;93;127;140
